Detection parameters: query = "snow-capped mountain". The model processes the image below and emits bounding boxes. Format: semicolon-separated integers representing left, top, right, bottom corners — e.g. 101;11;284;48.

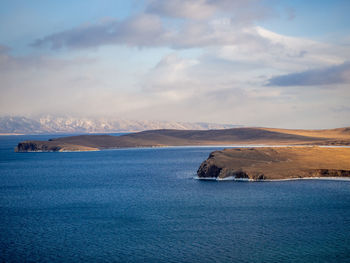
0;116;240;134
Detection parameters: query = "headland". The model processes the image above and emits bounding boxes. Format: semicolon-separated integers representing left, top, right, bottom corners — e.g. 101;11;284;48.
197;147;350;181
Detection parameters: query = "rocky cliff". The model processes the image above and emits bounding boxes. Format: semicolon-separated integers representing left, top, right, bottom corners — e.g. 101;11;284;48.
197;147;350;180
15;141;98;152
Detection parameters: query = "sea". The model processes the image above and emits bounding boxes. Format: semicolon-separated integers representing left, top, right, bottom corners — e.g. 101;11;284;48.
1;134;350;263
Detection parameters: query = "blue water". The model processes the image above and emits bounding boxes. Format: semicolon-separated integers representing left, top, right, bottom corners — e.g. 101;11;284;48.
1;135;350;262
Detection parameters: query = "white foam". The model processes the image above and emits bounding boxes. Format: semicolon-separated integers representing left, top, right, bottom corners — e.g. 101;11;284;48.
194;176;252;182
194;176;350;182
59;150;99;152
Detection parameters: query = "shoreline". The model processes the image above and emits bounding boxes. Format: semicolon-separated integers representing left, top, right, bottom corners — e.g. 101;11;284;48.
0;133;24;136
194;176;350;182
16;149;100;153
14;127;350;153
16;144;350;153
196;147;350;182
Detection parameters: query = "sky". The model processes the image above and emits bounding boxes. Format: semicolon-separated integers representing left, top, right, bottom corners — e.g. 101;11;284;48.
1;0;350;128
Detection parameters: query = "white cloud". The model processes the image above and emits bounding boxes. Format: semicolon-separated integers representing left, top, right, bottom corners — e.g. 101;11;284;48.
146;0;216;20
1;1;350;128
143;54;198;91
267;62;350;86
146;0;270;22
31;14;165;49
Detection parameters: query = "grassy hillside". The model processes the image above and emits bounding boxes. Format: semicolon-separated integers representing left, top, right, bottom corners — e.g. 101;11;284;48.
15;127;350;152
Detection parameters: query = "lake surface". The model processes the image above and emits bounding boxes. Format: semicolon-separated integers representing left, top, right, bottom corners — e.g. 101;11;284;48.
1;135;350;262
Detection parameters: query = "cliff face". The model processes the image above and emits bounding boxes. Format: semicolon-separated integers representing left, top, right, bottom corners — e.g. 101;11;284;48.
197;147;350;180
15;141;61;152
197;159;265;180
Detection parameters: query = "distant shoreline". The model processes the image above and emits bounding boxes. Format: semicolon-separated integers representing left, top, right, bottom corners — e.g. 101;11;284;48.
0;133;24;136
17;144;350;154
14;126;350;152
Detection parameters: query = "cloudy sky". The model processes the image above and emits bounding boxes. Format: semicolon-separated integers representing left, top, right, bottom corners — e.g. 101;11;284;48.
1;0;350;128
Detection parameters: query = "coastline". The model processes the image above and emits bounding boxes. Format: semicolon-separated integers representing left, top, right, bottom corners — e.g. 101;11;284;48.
196;147;350;181
194;176;350;182
14;144;350;153
14;127;350;152
16;149;100;153
0;133;24;136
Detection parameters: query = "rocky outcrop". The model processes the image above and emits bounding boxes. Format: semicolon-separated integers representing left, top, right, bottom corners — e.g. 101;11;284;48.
197;152;251;179
197;158;264;180
15;141;61;152
310;169;350;177
197;147;350;181
15;141;98;152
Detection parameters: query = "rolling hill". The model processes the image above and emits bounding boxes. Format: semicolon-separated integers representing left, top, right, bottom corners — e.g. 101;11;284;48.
15;127;350;152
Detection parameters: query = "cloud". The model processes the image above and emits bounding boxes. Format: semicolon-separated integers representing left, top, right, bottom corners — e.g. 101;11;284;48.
30;0;272;51
30;16;276;52
224;26;346;63
146;0;270;22
267;62;350;86
146;0;216;20
0;44;95;71
29;12;350;81
31;14;164;49
0;44;11;54
1;46;350;128
3;1;350;128
143;53;198;92
0;48;105;117
331;106;350;113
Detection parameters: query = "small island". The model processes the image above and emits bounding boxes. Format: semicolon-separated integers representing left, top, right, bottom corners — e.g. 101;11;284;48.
197;147;350;181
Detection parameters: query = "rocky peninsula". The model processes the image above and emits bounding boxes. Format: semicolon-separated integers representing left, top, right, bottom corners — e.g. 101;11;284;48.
15;141;98;152
197;147;350;181
15;127;350;152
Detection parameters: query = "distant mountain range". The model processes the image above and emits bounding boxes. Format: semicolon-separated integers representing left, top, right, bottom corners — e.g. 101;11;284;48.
0;116;240;134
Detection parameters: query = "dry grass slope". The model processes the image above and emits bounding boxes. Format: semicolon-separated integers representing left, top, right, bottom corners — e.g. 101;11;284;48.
197;147;350;180
15;126;350;152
